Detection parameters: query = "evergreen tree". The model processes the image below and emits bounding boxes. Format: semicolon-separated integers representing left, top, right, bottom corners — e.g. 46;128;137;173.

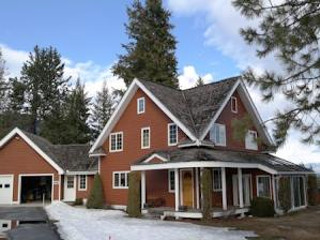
0;49;8;113
195;77;204;87
233;0;320;146
113;0;178;88
91;80;113;139
8;77;26;113
64;78;91;144
21;45;69;134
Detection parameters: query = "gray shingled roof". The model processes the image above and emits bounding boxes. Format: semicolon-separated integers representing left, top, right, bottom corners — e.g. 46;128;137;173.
22;131;97;172
139;77;239;138
135;148;312;173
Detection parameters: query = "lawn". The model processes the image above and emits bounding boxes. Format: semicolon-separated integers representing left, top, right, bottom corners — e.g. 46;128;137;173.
194;206;320;240
46;202;255;240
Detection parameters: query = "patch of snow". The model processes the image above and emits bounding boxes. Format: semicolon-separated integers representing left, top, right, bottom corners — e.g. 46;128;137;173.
46;202;256;240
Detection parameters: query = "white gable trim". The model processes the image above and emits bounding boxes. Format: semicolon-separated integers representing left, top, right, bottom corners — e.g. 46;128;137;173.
200;79;274;146
143;153;168;163
90;79;197;153
0;128;64;174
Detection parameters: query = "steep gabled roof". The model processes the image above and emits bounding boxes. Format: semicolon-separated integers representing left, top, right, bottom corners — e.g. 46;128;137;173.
90;76;274;153
0;128;97;173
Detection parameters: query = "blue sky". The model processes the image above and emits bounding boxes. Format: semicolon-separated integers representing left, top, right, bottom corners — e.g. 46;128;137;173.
1;0;319;165
0;0;237;79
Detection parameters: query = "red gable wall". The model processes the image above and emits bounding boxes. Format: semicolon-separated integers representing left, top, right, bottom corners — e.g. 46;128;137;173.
100;88;187;206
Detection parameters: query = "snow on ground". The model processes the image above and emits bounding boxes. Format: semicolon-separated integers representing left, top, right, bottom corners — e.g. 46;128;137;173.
46;202;256;240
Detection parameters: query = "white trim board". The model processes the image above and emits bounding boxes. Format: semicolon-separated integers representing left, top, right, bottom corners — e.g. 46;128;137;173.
0;128;64;174
89;79;197;154
143;153;168;163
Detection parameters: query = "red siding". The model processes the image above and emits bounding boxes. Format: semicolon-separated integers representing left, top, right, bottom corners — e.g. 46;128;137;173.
75;175;94;199
100;89;188;206
0;135;60;201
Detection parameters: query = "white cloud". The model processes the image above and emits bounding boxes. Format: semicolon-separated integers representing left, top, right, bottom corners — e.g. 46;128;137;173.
0;43;126;98
178;65;213;90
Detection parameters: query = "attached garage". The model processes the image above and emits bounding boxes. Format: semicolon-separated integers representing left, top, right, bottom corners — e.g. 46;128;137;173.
0;175;14;204
19;175;53;204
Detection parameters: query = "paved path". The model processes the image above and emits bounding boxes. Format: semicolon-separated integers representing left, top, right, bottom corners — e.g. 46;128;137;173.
0;206;61;240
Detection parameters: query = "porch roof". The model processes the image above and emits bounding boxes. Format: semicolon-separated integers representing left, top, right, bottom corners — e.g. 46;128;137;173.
133;148;312;174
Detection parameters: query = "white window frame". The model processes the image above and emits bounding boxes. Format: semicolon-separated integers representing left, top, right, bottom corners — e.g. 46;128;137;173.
245;130;258;150
137;97;145;114
231;96;238;113
109;132;123;152
168;123;178;146
78;175;87;191
256;175;271;198
168;169;175;193
212;168;222;192
210;123;226;146
113;171;130;189
141;127;151;149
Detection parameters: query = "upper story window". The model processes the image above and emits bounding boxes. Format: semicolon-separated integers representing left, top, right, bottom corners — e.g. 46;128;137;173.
245;130;258;150
137;97;145;114
109;132;123;152
210;123;226;146
168;123;178;146
231;96;238;113
213;168;222;192
141;127;150;149
78;175;87;191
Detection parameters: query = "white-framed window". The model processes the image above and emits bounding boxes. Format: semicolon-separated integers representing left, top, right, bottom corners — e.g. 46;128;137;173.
245;130;258;150
168;123;178;146
137;97;145;114
256;175;271;198
168;169;175;192
141;127;150;149
209;123;226;146
113;171;129;189
109;132;123;152
231;96;238;113
67;176;74;189
78;175;87;191
213;168;222;191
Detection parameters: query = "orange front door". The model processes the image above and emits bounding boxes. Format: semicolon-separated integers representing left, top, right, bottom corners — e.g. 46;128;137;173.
182;170;193;207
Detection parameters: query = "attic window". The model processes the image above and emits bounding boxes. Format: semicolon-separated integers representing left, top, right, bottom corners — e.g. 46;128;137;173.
231;96;238;113
137;97;145;114
245;130;258;150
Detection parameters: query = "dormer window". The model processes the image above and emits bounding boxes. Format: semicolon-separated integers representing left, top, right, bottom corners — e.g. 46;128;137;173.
137;97;145;114
231;96;238;113
210;123;226;146
245;130;258;150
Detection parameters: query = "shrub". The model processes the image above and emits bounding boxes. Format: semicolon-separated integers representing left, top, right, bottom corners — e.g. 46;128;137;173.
308;174;318;206
250;197;275;217
74;198;83;206
278;177;292;212
86;174;105;209
127;171;141;217
201;168;212;221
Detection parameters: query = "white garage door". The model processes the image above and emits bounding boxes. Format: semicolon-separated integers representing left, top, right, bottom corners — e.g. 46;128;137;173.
0;175;14;204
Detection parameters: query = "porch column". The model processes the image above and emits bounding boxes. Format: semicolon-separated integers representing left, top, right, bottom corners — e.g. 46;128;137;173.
174;168;180;211
237;168;244;208
272;175;277;210
141;171;146;209
195;168;200;209
221;167;227;210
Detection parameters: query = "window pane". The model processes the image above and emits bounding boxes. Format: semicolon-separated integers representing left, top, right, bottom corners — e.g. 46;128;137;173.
111;135;116;150
213;169;222;191
120;173;126;187
169;170;175;191
79;175;86;189
114;173;119;187
67;177;74;188
142;129;150;148
169;124;177;144
258;176;270;198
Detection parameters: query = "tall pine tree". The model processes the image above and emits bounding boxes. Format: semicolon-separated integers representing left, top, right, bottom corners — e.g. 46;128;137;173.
21;45;70;134
91;80;113;139
113;0;178;88
64;78;91;144
0;49;7;113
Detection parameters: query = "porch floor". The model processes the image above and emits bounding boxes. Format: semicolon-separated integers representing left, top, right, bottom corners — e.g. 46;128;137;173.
145;206;249;220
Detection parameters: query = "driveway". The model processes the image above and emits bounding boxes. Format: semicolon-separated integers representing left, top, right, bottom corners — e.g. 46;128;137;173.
0;206;61;240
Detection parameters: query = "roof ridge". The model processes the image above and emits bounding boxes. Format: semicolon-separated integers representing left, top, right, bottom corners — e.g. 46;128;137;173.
182;76;240;92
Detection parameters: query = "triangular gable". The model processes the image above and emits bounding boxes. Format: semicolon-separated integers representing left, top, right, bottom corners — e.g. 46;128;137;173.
200;79;274;147
143;154;168;164
90;79;197;153
0;128;64;174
